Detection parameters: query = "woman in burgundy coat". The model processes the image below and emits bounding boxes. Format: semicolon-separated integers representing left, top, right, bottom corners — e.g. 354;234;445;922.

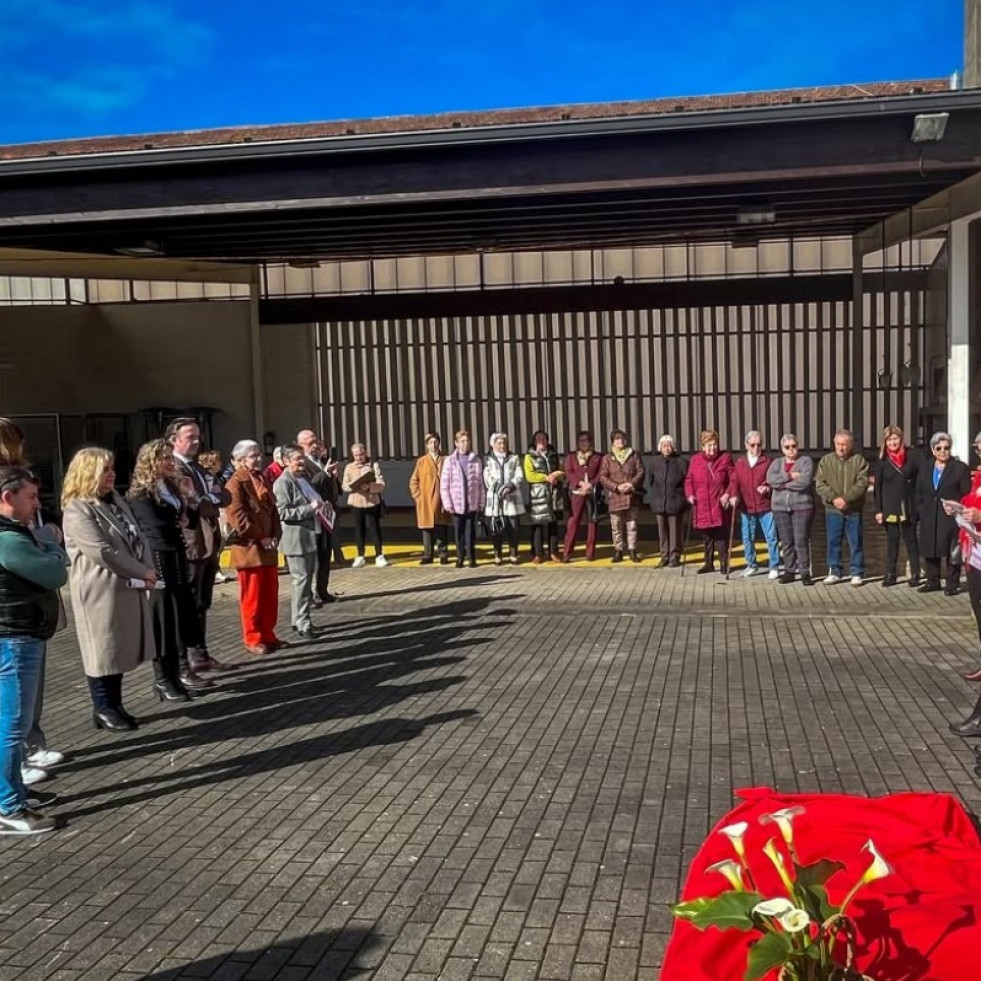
562;430;603;562
684;429;734;574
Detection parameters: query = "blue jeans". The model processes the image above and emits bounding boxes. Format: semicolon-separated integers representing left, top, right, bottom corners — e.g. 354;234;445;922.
0;636;45;815
741;512;779;569
825;511;865;577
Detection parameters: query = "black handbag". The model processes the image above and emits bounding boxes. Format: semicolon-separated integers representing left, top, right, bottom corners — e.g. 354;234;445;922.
589;486;610;523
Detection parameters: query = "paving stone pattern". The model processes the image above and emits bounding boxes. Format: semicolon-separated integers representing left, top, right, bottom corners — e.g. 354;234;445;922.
2;561;981;981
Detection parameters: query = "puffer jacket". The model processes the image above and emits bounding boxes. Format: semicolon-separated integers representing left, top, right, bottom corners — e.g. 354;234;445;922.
524;446;565;524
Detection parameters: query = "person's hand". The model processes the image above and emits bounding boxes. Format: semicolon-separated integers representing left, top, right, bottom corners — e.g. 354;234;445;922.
757;484;769;496
833;496;847;511
790;471;802;481
310;499;323;513
48;524;63;545
965;507;981;523
874;512;884;525
721;493;731;509
618;482;632;494
688;496;696;505
260;537;277;550
546;473;559;485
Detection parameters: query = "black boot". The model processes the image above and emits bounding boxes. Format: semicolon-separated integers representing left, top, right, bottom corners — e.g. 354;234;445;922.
612;551;623;564
950;696;981;737
152;659;191;703
628;550;641;564
179;657;215;692
697;537;715;574
93;708;136;732
882;573;897;587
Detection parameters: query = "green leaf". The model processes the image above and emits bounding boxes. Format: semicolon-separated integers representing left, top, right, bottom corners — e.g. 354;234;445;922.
671;891;764;931
745;932;795;981
795;859;845;890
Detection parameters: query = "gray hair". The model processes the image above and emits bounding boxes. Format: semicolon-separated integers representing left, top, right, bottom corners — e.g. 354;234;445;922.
834;429;854;442
744;430;762;445
780;433;799;449
930;431;953;450
350;442;366;454
231;439;260;461
657;434;676;452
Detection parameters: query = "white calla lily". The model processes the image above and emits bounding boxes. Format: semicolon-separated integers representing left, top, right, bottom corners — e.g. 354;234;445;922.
762;836;795;893
860;839;893;884
752;897;795;918
718;821;749;860
759;806;805;847
779;908;811;933
706;859;745;891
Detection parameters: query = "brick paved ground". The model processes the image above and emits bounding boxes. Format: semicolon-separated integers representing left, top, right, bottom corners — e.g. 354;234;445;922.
2;551;981;981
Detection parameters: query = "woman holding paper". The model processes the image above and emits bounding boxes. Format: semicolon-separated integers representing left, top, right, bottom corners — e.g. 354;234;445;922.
62;447;155;731
342;443;388;568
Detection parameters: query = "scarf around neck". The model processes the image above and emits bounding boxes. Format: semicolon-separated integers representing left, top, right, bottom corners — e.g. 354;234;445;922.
612;446;632;465
887;447;907;468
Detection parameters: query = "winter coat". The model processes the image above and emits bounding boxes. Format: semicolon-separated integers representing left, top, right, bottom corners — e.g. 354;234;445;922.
174;456;229;562
599;450;646;513
915;456;971;557
63;495;154;677
483;453;526;518
409;453;447;529
224;468;282;570
0;515;66;641
564;451;603;493
873;452;919;522
684;451;734;529
728;455;774;515
342;461;385;509
648;453;688;516
273;470;320;556
440;451;485;515
524;447;565;524
766;456;815;512
815;453;869;513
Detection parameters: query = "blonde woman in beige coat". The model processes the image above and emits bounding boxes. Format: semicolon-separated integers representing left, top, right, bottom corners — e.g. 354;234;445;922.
62;447;156;733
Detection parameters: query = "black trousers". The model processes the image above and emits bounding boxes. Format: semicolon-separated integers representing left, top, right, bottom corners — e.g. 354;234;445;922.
454;513;478;561
923;557;961;588
491;521;519;557
353;506;384;557
530;521;559;560
700;526;729;568
188;553;220;652
884;520;920;578
969;567;981;649
315;529;333;598
422;526;448;560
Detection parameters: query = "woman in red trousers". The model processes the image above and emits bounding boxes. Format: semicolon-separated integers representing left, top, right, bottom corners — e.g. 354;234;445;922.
225;440;286;657
562;430;603;562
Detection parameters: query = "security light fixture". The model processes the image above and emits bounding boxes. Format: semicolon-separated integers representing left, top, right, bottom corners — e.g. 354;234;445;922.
115;240;164;257
737;206;776;226
910;112;949;144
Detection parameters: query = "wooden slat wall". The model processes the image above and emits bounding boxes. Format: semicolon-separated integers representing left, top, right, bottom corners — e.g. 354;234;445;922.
321;290;925;458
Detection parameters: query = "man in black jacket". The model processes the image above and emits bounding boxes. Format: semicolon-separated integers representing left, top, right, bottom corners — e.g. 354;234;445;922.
167;417;232;673
0;467;67;836
297;429;340;605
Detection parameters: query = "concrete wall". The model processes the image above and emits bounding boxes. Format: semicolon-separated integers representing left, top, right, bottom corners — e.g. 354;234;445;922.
259;322;317;450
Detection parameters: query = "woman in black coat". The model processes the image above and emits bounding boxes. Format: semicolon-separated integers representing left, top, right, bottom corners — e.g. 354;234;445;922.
915;431;971;594
873;426;920;588
649;435;689;567
127;439;210;701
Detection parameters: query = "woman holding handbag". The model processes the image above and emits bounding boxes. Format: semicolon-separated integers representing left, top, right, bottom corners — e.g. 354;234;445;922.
483;433;525;565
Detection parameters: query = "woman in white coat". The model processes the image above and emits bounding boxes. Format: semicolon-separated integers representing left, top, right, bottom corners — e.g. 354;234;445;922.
483;433;525;565
62;447;156;732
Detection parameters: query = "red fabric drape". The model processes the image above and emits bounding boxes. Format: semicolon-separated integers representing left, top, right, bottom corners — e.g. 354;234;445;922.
661;787;981;981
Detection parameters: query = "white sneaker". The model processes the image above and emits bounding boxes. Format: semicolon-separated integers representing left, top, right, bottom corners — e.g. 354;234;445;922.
767;569;781;581
822;573;842;585
27;749;64;769
0;808;55;836
850;575;863;587
742;567;761;578
352;556;366;569
375;555;390;568
21;766;48;786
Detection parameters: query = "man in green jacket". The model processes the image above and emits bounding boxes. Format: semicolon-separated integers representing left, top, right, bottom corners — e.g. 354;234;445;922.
815;430;869;587
0;466;68;836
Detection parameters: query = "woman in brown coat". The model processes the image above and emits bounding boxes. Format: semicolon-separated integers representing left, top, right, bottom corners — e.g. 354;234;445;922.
225;439;284;657
409;433;448;565
599;428;646;563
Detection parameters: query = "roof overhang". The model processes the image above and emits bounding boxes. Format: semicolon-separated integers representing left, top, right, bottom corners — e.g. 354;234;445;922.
0;248;253;283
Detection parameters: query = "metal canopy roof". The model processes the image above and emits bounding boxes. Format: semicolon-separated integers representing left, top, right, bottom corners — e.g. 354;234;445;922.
0;87;979;262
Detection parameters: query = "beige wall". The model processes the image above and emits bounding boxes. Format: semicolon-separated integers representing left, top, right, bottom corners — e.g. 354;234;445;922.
0;300;258;455
259;322;318;447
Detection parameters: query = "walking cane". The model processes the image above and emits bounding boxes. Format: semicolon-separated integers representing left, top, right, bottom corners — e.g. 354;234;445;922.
724;499;739;581
680;504;693;577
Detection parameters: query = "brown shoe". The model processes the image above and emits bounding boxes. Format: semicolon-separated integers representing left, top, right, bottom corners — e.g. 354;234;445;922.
189;652;234;673
532;556;542;565
244;643;270;657
268;639;291;651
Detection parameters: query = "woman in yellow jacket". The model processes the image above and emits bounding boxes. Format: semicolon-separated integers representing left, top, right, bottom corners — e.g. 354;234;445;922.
524;430;566;564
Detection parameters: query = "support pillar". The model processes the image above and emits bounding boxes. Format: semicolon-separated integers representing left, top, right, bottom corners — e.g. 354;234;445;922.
968;0;981;88
249;266;265;438
851;238;865;446
948;216;973;460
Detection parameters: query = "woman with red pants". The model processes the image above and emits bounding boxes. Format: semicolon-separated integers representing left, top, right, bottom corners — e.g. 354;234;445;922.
225;440;286;657
562;431;603;562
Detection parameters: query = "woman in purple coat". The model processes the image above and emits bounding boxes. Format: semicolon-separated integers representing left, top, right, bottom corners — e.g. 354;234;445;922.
439;429;485;568
684;429;734;574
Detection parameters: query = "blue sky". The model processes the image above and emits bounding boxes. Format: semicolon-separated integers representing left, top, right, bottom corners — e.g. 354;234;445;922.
0;0;963;145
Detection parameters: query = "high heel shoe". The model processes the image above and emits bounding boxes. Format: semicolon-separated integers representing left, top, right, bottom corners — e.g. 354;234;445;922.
93;708;136;732
116;706;139;727
152;660;192;702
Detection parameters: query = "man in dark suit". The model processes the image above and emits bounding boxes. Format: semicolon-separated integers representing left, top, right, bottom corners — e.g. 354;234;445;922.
297;428;340;605
167;417;233;671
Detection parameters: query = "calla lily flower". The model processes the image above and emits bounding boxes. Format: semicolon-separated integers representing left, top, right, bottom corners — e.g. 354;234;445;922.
860;839;893;884
752;897;795;918
706;859;745;891
759;806;805;847
840;839;894;912
762;836;795;893
718;821;749;860
779;908;811;933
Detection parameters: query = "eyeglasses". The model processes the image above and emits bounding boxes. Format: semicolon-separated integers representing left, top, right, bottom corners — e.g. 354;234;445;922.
747;442;762;448
936;445;951;451
782;444;797;450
